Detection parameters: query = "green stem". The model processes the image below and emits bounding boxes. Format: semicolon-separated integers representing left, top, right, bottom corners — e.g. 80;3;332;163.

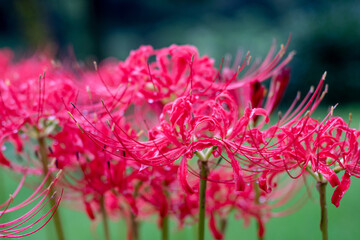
161;189;170;240
161;215;169;240
128;182;142;240
0;167;6;203
130;212;139;240
306;166;320;181
254;182;264;240
198;159;209;240
38;137;65;240
100;195;111;240
316;181;328;240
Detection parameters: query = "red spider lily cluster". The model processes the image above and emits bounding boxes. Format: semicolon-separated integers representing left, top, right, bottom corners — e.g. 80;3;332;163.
0;41;359;240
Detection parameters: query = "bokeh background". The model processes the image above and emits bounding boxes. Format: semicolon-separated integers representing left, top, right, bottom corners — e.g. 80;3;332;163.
1;0;360;239
1;0;360;104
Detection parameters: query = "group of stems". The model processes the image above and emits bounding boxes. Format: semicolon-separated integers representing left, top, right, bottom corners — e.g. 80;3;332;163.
36;138;330;240
197;154;331;240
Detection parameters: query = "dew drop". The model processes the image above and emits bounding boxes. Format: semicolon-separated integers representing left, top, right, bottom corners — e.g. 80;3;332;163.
148;99;154;104
139;164;148;172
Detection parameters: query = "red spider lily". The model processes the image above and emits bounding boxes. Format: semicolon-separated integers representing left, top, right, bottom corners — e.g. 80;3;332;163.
0;51;75;125
0;49;83;176
0;171;63;238
82;45;217;105
205;169;304;239
67;41;293;165
8;40;356;240
223;74;360;207
51;124;143;232
222;38;294;114
64;41;291;210
74;40;293;133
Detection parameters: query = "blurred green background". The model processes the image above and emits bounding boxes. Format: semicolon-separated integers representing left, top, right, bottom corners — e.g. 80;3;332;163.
1;0;360;239
0;0;360;104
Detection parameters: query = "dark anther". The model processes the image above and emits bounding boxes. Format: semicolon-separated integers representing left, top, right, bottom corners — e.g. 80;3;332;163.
216;157;223;167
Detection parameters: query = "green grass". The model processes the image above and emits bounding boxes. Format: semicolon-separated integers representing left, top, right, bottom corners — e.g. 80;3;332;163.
1;104;360;239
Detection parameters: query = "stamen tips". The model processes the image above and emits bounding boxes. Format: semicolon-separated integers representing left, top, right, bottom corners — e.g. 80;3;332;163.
55;158;59;169
247;55;252;65
9;194;14;202
67;111;75;120
56;170;63;179
76;123;84;133
321;71;327;81
107;161;110;169
310;86;314;93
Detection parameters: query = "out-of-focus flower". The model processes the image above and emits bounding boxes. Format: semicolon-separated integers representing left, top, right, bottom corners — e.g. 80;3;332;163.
0;171;62;238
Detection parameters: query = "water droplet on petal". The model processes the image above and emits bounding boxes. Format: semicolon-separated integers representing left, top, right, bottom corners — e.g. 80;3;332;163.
259;196;266;203
148;99;154;104
139;164;148;172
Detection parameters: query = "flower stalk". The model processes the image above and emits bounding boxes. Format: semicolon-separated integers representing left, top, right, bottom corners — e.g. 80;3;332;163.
316;180;328;240
254;182;264;240
130;212;139;240
161;189;170;240
198;158;209;240
38;136;65;240
100;195;111;240
161;214;169;240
